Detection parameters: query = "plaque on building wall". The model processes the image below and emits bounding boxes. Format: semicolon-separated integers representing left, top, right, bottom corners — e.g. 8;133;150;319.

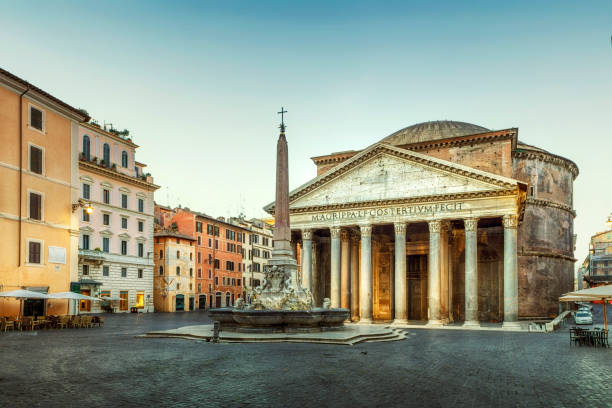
48;246;67;264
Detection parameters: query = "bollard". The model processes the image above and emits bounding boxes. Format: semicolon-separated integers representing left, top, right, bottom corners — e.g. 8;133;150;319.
212;321;220;343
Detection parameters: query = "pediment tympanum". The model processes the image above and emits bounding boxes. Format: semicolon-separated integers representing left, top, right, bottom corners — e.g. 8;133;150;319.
265;143;522;213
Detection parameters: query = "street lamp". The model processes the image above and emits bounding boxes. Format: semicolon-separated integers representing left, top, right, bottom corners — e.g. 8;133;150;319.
72;198;93;213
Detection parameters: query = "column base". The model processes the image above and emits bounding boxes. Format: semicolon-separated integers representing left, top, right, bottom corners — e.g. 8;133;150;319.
391;319;409;326
462;320;481;328
356;317;373;324
425;319;444;327
502;321;522;330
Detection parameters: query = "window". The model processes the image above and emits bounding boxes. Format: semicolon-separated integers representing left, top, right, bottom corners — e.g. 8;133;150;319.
222;277;225;285
226;261;235;271
159;249;164;259
82;135;91;161
121;240;127;255
207;224;213;234
121;194;128;209
103;266;109;276
29;192;42;220
135;291;144;308
159;266;163;276
176;250;180;258
215;276;218;285
103;213;110;225
82;183;90;199
197;236;201;245
198;283;201;293
530;186;534;197
27;241;41;264
121;217;128;229
138;221;144;232
208;269;212;279
82;264;89;276
215;240;218;249
214;226;219;236
196;222;202;233
82;209;90;222
197;252;201;263
102;237;110;253
103;143;110;167
121;267;127;277
103;189;110;204
198;268;202;278
208;238;212;248
238;263;241;272
190;268;193;277
138;199;144;213
214;259;220;269
138;243;144;258
82;235;90;250
176;266;181;276
138;268;143;279
29;105;44;131
237;279;241;286
190;253;193;261
119;291;128;310
121;151;128;167
209;284;212;293
232;278;235;286
29;145;43;174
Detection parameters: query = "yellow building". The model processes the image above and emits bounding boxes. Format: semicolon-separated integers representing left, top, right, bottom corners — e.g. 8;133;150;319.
153;229;196;312
0;68;89;316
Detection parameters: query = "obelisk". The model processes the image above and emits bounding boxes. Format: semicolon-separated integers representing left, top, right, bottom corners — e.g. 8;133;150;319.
272;120;293;258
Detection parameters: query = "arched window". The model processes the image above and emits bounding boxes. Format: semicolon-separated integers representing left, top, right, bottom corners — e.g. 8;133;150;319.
231;293;235;305
103;143;110;167
159;266;163;276
176;266;180;276
225;292;230;307
121;151;128;168
176;250;180;258
82;135;90;161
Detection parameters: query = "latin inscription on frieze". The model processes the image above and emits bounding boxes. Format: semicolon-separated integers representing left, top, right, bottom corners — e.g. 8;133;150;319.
310;202;464;222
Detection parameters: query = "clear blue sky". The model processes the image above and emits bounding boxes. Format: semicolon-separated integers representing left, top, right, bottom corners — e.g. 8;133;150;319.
1;0;610;266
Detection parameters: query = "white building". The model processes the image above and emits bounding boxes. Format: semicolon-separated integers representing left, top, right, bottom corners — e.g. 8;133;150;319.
77;122;159;313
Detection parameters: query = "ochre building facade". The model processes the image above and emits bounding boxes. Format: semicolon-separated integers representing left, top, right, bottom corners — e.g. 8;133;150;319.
267;121;577;324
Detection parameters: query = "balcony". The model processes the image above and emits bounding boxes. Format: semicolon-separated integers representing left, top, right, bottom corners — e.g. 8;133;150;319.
79;249;106;265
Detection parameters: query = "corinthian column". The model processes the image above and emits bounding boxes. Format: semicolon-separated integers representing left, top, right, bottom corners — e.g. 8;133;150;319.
350;233;360;321
340;230;350;309
464;218;479;327
502;214;520;329
330;226;342;308
301;229;313;291
393;222;408;324
427;220;443;326
359;224;373;323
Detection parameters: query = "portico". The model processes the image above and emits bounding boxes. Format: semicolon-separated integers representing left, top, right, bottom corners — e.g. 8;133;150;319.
266;143;527;326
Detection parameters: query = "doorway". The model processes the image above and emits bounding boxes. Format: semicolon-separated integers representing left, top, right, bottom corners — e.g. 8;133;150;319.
407;255;428;320
80;289;91;312
189;296;195;311
199;295;207;310
215;292;222;308
175;294;185;311
23;299;45;317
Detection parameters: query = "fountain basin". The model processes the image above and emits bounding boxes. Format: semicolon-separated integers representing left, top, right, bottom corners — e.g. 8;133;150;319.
208;308;350;333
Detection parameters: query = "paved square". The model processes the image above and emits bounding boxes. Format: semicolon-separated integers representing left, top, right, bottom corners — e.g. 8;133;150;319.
1;311;610;407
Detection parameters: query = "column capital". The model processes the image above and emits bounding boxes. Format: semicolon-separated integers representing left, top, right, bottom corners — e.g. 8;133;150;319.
330;226;342;239
502;214;518;229
440;220;451;233
350;231;360;244
464;218;478;232
394;222;406;235
340;229;349;242
302;228;313;240
359;224;372;237
428;220;441;233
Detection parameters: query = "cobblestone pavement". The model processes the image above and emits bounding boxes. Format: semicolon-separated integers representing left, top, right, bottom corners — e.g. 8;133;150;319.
1;310;610;408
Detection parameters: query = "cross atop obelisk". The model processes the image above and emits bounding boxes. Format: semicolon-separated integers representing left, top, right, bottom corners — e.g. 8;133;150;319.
273;107;292;257
277;107;287;131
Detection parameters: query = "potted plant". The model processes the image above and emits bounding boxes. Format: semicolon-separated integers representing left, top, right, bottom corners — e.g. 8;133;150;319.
92;156;98;164
111;163;117;170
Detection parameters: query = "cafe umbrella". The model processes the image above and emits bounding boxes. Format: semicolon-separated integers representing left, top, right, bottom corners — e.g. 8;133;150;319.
0;289;50;316
559;284;612;330
47;292;102;315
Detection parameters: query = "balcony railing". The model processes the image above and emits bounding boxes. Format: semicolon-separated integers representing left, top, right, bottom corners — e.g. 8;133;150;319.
78;249;106;265
584;275;612;283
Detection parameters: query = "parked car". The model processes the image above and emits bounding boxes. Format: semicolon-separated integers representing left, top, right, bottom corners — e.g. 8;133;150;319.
574;310;593;325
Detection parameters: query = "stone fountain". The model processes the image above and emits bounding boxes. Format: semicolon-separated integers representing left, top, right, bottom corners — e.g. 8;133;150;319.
208;112;349;333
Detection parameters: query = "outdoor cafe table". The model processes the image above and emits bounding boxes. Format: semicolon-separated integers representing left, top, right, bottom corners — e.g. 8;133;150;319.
572;328;609;347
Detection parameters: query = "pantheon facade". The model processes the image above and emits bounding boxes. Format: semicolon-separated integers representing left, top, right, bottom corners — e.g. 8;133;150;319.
265;121;577;326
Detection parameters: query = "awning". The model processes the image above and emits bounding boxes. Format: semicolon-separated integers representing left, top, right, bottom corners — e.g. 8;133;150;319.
79;279;103;286
48;292;102;301
0;289;50;299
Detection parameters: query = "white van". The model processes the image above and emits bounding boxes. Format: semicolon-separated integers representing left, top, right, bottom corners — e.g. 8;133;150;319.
575;310;593;325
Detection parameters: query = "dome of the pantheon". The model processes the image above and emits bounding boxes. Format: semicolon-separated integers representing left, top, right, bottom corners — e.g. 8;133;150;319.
381;120;489;146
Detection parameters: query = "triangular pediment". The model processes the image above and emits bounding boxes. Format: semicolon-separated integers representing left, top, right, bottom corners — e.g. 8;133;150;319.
265;143;522;213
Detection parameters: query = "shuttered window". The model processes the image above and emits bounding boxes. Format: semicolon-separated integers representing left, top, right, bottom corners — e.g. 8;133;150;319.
30;145;43;174
30;107;43;131
29;192;42;220
28;241;41;264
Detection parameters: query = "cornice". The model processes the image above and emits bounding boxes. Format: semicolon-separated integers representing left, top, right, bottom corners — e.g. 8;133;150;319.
80;122;139;149
513;149;579;180
79;160;160;191
286;189;518;215
525;197;576;217
519;250;576;262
